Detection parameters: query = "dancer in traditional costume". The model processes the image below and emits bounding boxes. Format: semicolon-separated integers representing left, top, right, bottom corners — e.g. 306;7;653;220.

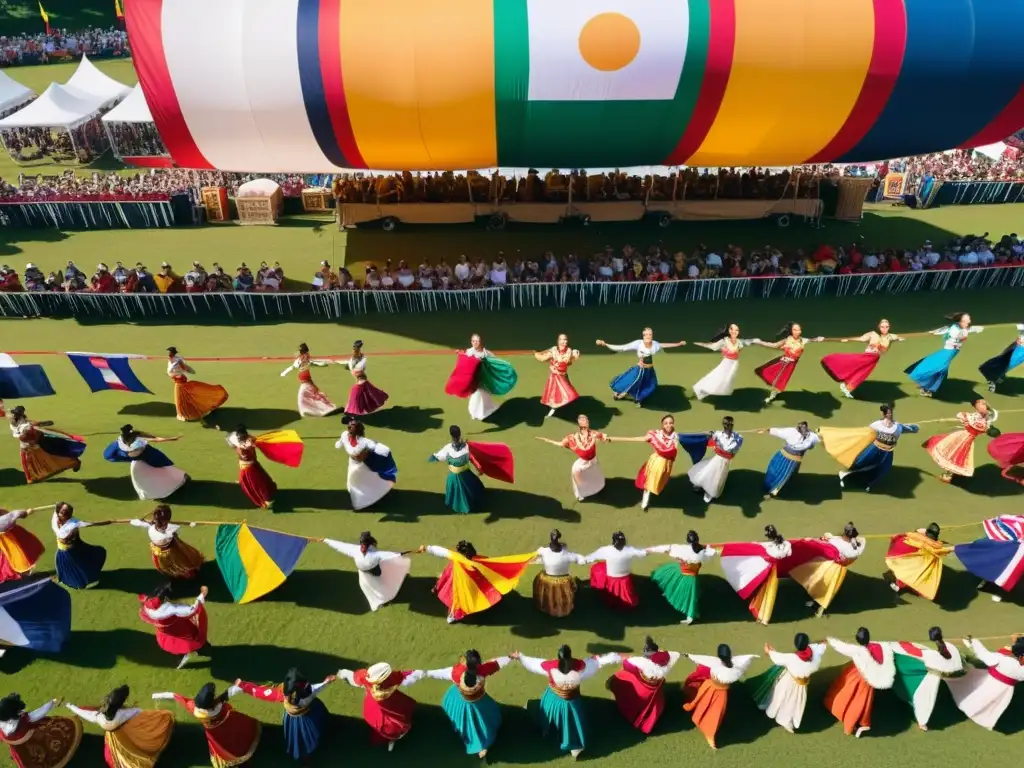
128;504;203;579
924;398;996;484
752;323;825;404
0;693;82;768
761;422;819;499
692;324;759;400
534;334;581;418
0;506;47;582
166;347;228;422
682;644;758;750
890;627;964;731
954;529;1024;602
821;404;919;492
151;683;261;767
821;319;904;398
425;650;511;759
979;323;1024;392
445;334;517;420
789;524;866;616
648;531;718;624
687;416;743;504
235;670;337;761
536;415;607;501
905;312;984;396
988;433;1024;486
225;425;284;509
596;328;686;407
749;633;826;733
718;525;793;625
946;636;1024;730
322;531;411;612
52;502;111;590
340;340;389;416
336;417;396;511
532;530;585;618
103;425;189;501
338;663;423;751
516;646;620;760
429;426;514;514
8;405;84;484
584;531;648;611
137;583;209;669
607;637;680;734
66;685;175;768
280;343;338;417
422;541;534;623
884;523;953;601
824;628;896;737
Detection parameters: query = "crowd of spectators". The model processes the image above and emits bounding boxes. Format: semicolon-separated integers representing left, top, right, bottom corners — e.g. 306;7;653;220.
106;122;167;159
0;28;128;67
1;121;107;164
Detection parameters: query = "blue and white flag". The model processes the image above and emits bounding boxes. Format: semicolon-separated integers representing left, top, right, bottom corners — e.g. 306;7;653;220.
66;352;151;394
0;576;72;653
954;538;1024;593
0;353;55;399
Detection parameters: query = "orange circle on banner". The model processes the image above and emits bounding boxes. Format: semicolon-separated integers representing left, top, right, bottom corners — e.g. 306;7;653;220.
578;13;641;72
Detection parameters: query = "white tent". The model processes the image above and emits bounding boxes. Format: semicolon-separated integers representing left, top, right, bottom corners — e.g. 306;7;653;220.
101;84;152;124
0;83;109;128
63;55;131;104
0;71;34;114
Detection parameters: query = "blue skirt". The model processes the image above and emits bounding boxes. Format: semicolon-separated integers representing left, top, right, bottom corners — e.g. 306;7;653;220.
844;444;895;488
364;450;398;482
282;698;328;760
441;685;502;754
905;348;958;392
609;365;658;403
529;689;586;753
103;442;175;468
763;450;801;496
55;541;107;589
979;343;1024;383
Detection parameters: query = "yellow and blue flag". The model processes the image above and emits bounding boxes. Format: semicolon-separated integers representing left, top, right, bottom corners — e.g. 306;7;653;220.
215;523;308;603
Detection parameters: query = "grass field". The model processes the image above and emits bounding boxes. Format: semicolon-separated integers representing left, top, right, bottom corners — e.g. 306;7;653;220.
2;290;1024;768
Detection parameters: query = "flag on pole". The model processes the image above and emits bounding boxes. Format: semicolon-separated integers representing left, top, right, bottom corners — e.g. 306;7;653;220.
252;430;304;468
38;1;51;35
66;353;151;393
0;576;72;653
0;353;55;399
215;524;308;603
114;0;124;19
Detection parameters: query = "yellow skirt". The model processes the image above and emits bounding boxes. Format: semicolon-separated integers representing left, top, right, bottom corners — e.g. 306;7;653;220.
105;710;175;768
533;572;577;617
21;446;80;484
818;426;875;469
151;538;205;579
640;454;674;495
885;551;945;601
174;380;229;421
789;561;848;614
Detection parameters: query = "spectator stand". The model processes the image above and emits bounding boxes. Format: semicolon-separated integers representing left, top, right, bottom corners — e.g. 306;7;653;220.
0;70;34;120
101;84;170;168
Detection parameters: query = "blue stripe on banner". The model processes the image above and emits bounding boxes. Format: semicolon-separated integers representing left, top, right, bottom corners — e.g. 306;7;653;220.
0;577;72;653
106;357;151;393
248;526;308;575
0;365;54;399
296;0;345;168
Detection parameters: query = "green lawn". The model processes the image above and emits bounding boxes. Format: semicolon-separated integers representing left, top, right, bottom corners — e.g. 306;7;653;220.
3;291;1023;768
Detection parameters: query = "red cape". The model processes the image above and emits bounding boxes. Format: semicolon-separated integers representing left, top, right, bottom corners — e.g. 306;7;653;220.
468;442;514;483
444;354;481;398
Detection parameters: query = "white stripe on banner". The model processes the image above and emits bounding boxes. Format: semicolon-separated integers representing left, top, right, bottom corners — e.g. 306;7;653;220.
996;544;1024;588
0;606;30;647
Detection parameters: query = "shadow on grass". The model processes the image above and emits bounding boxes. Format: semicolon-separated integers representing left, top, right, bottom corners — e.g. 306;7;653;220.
476;395;623;433
0;467;26;486
768;390;845;420
203;407;300;432
117;401;178;419
930;377;986;404
365;488;582;525
702;387;766;414
359;405;445;433
956;464;1024;497
80;477;258;509
262;568;439;618
97;561;233;603
849;378;911;404
641;384;691;414
838;465;927;499
207;645;365;685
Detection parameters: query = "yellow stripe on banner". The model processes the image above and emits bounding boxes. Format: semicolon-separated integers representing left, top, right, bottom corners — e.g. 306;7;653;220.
254;430;301;445
688;0;874;166
340;0;497;169
237;524;286;604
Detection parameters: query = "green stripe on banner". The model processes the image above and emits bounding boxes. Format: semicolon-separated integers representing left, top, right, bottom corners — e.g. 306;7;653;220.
214;524;249;603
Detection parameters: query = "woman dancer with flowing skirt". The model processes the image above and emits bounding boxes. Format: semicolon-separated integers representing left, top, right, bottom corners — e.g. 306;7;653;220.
748;633;826;733
905;312;984;396
534;334;581;418
336;417;397;511
425;650;511;759
532;530;585;618
445;334;518;420
166;346;228;421
760;422;820;499
8;405;85;484
151;683;261;767
596;328;685;407
979;323;1024;392
890;627;964;731
824;628;895;738
280;343;338;417
338;663;423;751
820;404;919;492
535;415;608;502
687;416;743;504
104;425;189;501
321;531;412;612
234;670;337;761
226;425;279;509
340;340;390;416
923;398;996;484
607;636;680;734
65;685;175;768
0;505;48;583
585;531;648;611
692;324;759;401
820;319;903;399
52;502;112;590
127;504;203;579
681;644;758;751
752;323;824;404
648;531;718;624
0;692;82;768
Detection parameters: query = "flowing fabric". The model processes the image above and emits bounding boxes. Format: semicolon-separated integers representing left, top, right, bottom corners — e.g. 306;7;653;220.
297;380;337;417
682;674;729;747
104;710;175;768
687;455;732;500
979;342;1024;384
818;427;876;469
172;377;228;421
905;348;958;392
442;469;485;514
0;526;45;581
445;355;480;398
754;356;800;391
282;699;328;760
359;687;415;745
0;714;82;768
238;462;277;509
532;572;577;617
589;561;639;610
825;664;874;735
130;459;188;501
608;669;665;734
478;357;517;396
434;551;535;620
530;689;586;753
345;381;389;416
885;533;952;601
763;451;802;496
139;602;208;655
440;686;502;755
953;538;1024;592
252;431;304;467
467;442;514;484
924;429;983;477
609;365;658;403
820;352;880;391
55;541;107;589
347;453;396;511
191;703;261;767
988;433;1024;470
636;454;673;495
570;457;605;500
693;357;739;400
787;539;850;613
20;429;85;484
150;537;204;580
651;563;701;619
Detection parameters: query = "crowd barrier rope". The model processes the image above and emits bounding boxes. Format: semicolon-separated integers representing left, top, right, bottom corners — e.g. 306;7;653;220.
0;267;1020;321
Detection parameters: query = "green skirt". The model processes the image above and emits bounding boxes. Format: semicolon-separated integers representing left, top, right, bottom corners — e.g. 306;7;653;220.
479;356;518;396
441;685;502;755
529;689;586;753
746;664;785;708
651;562;699;619
444;470;485;514
892;653;928;704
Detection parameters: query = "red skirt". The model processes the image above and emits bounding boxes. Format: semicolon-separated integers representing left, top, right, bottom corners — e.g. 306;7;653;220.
433;564;466;621
363;691;416;744
444;354;480;398
541;372;579;409
820;352;880;391
346;380;390;415
754;356;800;391
608;670;665;733
206;706;261;764
589;562;639;610
0;526;45;582
152;604;208;655
239;461;277;508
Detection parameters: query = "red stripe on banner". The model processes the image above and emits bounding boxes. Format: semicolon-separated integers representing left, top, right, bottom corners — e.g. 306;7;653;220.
319;0;365;168
122;156;175;168
806;0;907;163
124;0;212;169
663;0;736;165
960;87;1024;150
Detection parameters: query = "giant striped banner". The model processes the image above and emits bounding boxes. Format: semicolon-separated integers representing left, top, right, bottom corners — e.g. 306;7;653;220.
126;0;1024;172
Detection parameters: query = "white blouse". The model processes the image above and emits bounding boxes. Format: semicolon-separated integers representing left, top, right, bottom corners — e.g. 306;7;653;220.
769;427;820;454
11;421;32;448
336;434;389;459
584;545;647;577
426;657;512;680
345;356;368;374
648;543;718;565
605;340;662;358
534;546;586;576
166;356;190;376
932;324;984;350
686;654;758;684
890;642;963;676
964;639;1024;681
519;654;620;687
768;644;827;679
465;347;493;359
711;430;743;455
51;512;90;539
622;652;681;681
323;540;403;573
822;534;866;562
827;638;895;689
129;519;180;546
142;593;205;621
433;443;470;462
762;540;793;559
0;509;27;533
117;437;148;457
0;700;54;736
66;705;140;730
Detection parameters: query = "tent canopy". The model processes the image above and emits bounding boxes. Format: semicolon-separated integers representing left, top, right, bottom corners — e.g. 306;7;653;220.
64;55;131;104
0;83;110;129
102;84;153;124
0;71;34;113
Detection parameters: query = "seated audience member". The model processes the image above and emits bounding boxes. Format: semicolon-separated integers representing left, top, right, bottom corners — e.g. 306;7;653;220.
256;266;282;292
0;265;22;292
23;263;45;291
204;265;232;292
112;262;129;289
45;272;61;291
233;264;255;291
184;262;207;293
395;260;415;289
90;263;117;293
315;260;340;290
125;263;157;293
63;261;86;292
453;256;471;286
379;268;395;289
154;262;180;293
364;265;381;289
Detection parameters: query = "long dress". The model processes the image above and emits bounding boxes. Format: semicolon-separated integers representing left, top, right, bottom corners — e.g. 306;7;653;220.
281;357;337;417
905;324;984;394
605;339;661;405
227;434;277;509
128;519;203;579
890;641;964;728
585;544;646;610
11;421;84;484
693;338;755;400
0;509;45;582
323;539;411;611
534;345;580;409
235;680;334;759
65;705;174;768
953;536;1024;593
718;539;793;625
339;669;422;746
104;437;188;501
424;546;534;623
337;433;396;510
748;643;826;731
821;331;898;393
648;543;718;621
137;593;208;657
820;419;920;491
533;547;586;617
0;700;82;768
635;429;679;496
924;409;994;478
754;336;813;393
988;434;1024;486
884;530;954;601
682;653;758;749
52;512;106;589
688;430;743;501
560;429;606;500
978;325;1024;389
343;355;389;416
946;638;1024;730
607;651;680;733
167;355;228;422
445;347;517;420
824;638;896;735
426;658;510;754
520;653;620;754
155;693;261;767
762;427;820;497
430;442;485;514
788;534;866;616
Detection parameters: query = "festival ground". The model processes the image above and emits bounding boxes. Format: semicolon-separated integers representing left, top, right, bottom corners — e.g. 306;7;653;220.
2;288;1023;767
